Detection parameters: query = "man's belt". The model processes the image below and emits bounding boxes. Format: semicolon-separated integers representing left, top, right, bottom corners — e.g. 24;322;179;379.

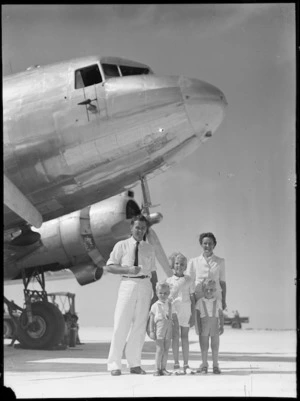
122;275;150;279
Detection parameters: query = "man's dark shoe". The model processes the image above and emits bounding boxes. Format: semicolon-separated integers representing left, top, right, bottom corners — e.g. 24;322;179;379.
130;366;146;375
111;369;121;376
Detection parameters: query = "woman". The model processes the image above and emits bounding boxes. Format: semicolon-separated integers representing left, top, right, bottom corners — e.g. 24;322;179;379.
187;232;227;310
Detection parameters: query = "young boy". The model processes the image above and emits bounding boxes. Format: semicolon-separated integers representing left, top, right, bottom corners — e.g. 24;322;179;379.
149;282;173;376
195;278;224;374
167;252;196;375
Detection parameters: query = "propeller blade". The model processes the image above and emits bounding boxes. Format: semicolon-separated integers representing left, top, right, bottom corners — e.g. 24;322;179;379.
140;176;151;215
147;228;172;277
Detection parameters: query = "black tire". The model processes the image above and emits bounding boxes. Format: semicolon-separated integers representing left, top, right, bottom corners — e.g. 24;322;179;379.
49;304;67;346
4;319;13;339
232;321;242;329
16;302;65;349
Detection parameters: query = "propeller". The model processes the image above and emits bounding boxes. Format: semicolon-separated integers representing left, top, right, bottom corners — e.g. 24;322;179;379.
140;176;173;277
147;228;172;277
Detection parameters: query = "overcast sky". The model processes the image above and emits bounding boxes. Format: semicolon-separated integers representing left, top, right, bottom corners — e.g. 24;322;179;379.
3;4;296;329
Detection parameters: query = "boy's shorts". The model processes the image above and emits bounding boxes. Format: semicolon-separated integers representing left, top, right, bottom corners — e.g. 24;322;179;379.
200;317;219;336
173;301;191;328
156;319;173;340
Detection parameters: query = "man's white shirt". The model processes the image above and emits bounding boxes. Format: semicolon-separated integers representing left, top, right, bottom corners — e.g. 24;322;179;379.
107;236;156;276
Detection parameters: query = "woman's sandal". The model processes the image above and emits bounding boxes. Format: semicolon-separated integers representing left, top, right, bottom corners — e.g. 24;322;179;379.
213;367;221;374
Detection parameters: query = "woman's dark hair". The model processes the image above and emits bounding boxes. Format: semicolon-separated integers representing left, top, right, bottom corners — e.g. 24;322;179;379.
199;232;217;246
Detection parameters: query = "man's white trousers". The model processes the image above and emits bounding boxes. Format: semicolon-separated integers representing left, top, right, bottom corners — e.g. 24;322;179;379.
107;278;152;371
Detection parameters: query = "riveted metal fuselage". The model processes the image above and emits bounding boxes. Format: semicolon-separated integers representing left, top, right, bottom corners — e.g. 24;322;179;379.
4;56;227;230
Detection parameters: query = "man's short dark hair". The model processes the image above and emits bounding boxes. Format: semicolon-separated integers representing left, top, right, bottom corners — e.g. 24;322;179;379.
199;232;217;246
130;214;149;226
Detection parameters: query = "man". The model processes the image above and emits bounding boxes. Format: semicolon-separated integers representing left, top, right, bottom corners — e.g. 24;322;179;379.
104;215;158;376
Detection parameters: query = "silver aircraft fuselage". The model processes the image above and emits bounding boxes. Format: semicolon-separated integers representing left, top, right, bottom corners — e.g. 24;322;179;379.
4;55;227;230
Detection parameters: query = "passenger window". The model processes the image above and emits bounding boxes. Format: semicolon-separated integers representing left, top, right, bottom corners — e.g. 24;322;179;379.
102;64;120;79
75;64;102;89
120;65;149;76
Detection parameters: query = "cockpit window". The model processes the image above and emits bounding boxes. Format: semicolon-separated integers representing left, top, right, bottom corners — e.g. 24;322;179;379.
120;65;150;76
102;63;120;79
75;64;102;89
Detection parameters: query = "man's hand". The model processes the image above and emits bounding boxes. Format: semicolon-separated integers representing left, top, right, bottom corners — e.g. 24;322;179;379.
149;332;156;340
219;325;224;335
128;265;141;275
189;314;195;328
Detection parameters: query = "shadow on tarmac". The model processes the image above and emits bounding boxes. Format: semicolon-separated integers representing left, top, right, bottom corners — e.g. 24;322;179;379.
4;340;295;376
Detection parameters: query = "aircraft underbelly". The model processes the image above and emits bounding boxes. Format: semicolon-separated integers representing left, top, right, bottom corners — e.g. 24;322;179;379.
3;108;195;228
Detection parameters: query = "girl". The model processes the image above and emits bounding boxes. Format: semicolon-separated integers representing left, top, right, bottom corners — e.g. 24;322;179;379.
167;252;195;375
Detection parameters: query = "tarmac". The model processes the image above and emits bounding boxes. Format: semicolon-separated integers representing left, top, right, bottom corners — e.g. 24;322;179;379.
3;326;297;398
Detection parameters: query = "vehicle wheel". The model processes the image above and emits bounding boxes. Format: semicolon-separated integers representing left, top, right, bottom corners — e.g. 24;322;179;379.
4;319;13;339
16;302;65;349
232;321;242;329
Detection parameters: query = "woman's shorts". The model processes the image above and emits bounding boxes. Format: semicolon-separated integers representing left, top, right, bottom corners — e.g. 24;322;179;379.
173;302;191;328
156;319;173;340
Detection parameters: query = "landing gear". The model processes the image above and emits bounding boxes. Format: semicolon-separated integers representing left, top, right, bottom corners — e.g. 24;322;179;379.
11;267;65;349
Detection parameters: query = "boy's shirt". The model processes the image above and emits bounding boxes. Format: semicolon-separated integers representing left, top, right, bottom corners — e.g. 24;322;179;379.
196;297;222;318
166;274;193;303
150;300;172;322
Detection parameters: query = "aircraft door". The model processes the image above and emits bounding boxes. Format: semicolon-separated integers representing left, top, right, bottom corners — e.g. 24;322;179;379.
71;63;107;124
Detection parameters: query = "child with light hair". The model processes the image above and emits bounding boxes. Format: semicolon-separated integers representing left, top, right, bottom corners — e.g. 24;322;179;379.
195;278;224;374
166;252;196;375
149;281;173;376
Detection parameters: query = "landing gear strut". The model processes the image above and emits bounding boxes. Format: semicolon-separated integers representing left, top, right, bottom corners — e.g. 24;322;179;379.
14;267;65;349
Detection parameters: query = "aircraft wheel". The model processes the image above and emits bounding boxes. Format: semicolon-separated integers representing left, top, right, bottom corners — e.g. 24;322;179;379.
16;302;65;349
4;319;14;339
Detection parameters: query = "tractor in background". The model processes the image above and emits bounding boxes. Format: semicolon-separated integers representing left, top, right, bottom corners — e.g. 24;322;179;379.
224;310;249;329
47;292;81;347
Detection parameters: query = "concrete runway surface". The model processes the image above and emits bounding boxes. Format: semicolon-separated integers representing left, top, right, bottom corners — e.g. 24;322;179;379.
3;327;296;398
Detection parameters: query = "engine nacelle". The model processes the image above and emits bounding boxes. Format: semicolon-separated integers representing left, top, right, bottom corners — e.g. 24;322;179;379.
72;264;104;286
8;192;141;285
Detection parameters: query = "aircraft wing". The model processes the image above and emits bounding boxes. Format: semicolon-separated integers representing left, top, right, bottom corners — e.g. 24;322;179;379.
4;174;43;228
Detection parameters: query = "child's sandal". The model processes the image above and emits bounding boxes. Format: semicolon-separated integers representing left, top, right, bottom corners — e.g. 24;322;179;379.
197;366;208;374
183;365;195;375
173;364;184;375
161;368;172;376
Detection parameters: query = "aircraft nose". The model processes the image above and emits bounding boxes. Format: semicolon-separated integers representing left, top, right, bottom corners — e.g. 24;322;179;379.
179;77;227;140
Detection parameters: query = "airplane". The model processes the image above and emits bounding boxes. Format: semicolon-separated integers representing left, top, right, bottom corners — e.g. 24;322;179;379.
3;55;227;349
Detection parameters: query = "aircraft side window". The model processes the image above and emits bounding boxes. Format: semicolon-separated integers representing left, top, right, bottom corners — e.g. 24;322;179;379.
119;65;150;76
75;64;102;89
102;63;120;79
